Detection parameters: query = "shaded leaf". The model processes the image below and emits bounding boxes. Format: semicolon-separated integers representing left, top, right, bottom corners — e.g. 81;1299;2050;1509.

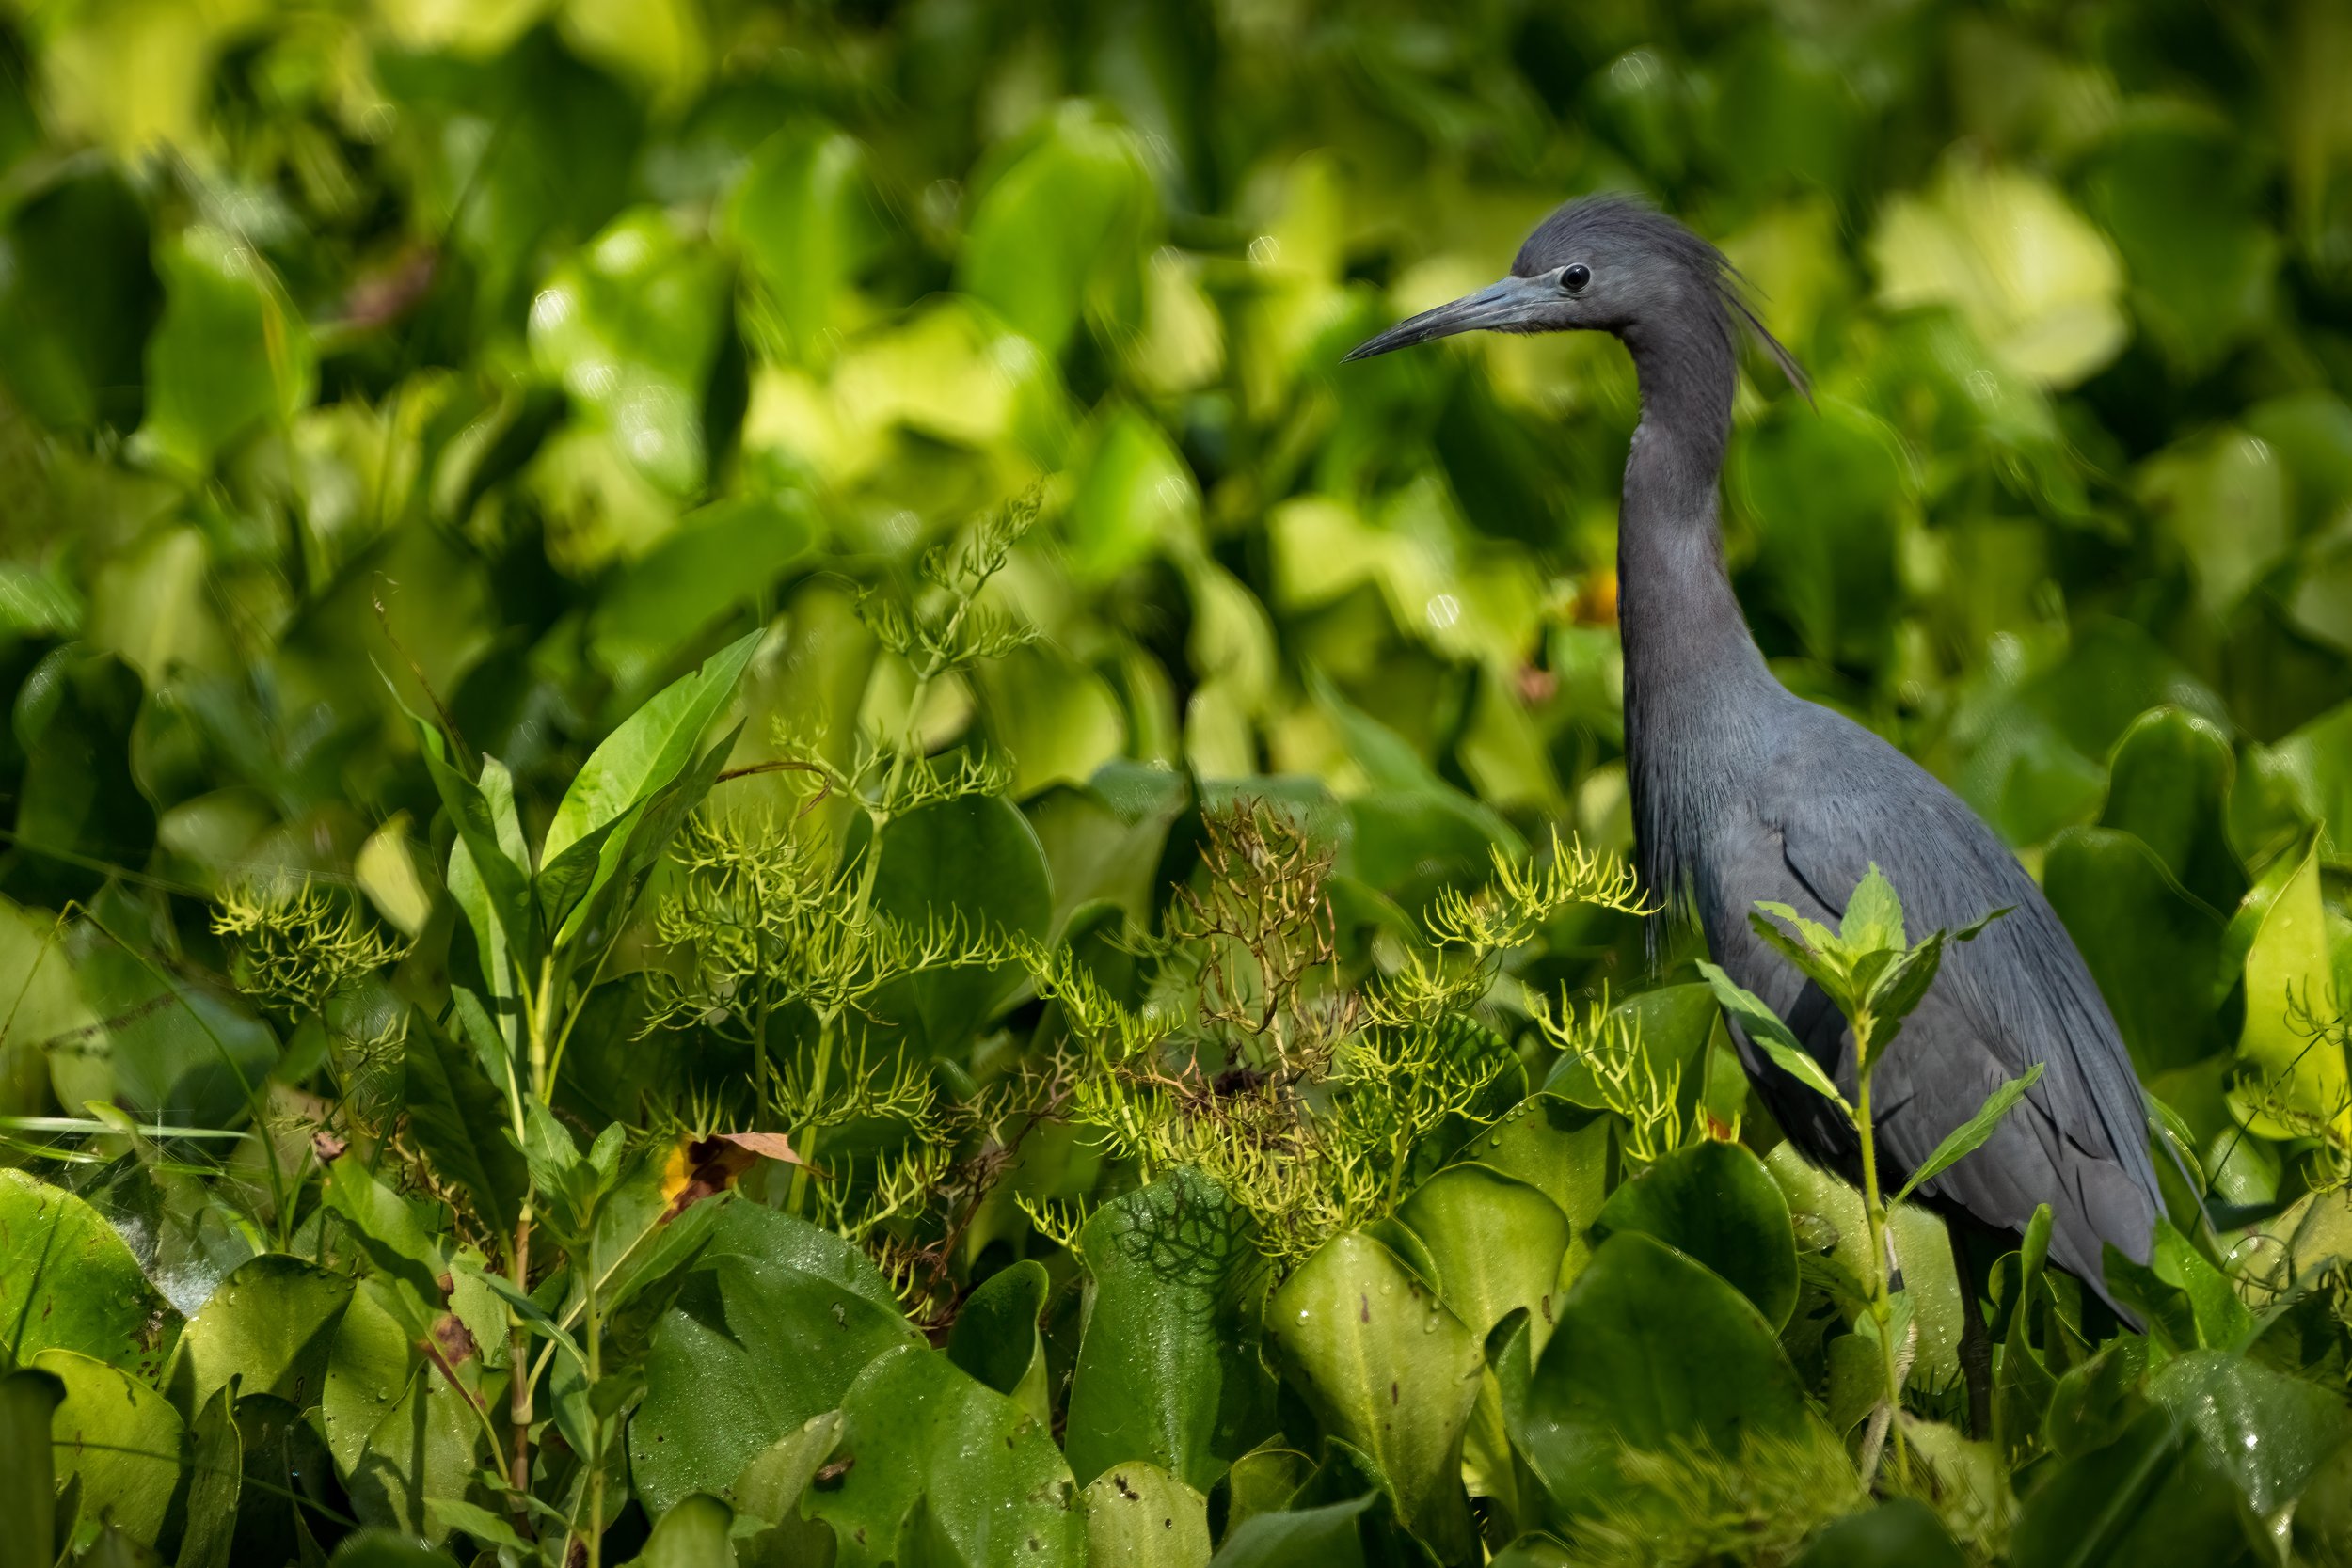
1594;1140;1800;1331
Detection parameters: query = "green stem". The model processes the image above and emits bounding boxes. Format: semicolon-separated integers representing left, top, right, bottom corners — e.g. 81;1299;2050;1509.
1854;1065;1909;1488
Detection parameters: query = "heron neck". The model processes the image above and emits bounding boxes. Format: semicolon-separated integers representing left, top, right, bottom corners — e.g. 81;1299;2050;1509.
1614;322;1773;709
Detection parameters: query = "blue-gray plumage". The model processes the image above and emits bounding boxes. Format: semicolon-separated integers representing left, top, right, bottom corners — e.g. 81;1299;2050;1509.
1346;198;2163;1344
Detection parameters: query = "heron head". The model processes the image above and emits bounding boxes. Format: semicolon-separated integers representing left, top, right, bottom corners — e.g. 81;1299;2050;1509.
1343;195;1809;400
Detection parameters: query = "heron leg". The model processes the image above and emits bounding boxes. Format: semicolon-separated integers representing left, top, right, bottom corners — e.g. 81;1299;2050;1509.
1950;1222;1994;1440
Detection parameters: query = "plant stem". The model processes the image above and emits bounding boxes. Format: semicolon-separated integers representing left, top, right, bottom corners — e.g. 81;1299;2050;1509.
1854;1068;1909;1488
507;1203;534;1528
585;1228;605;1568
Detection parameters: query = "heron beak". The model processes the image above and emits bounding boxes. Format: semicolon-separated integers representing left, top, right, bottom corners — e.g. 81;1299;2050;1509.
1343;274;1553;361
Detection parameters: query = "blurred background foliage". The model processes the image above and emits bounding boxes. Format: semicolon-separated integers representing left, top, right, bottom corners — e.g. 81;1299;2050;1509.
5;0;2352;1265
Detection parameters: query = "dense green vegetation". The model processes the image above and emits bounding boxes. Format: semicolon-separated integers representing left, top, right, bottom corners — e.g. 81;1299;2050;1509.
4;0;2352;1563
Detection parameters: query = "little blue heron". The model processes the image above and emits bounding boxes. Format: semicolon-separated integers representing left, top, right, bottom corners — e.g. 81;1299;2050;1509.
1346;197;2164;1432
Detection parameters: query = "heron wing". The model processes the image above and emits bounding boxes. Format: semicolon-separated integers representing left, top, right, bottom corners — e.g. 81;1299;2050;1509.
1701;714;2162;1297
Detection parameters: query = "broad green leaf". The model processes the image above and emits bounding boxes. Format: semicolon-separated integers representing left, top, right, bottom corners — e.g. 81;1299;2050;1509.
2044;1338;2149;1459
165;1255;355;1421
135;224;315;473
1594;1140;1800;1331
322;1157;447;1334
0;1366;63;1568
1789;1498;1966;1568
628;1203;919;1519
325;1530;465;1568
0;166;158;430
1206;1495;1373;1568
1066;1168;1275;1492
322;1282;485;1541
2007;1408;2263;1568
958;103;1153;356
2103;1219;2254;1354
946;1259;1050;1423
727;1411;841;1568
541;627;761;873
402;1008;525;1242
1892;1063;2046;1207
175;1386;239;1568
554;722;740;951
1474;1097;1613;1283
1263;1232;1482;1562
408;718;536;970
723;120;882;361
869;794;1054;1057
0;1169;180;1378
1083;1462;1211;1568
1516;1232;1838;1526
2101;707;2246;914
530;206;733;498
588;498;814;688
1398;1164;1571;1349
41;1347;184;1550
1736;404;1908;669
2233;837;2344;1138
630;1494;737;1568
804;1344;1086;1568
1698;962;1849;1109
2150;1350;2351;1517
2044;828;2231;1076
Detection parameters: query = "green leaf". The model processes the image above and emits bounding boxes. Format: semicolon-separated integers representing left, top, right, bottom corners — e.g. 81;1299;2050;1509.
1540;983;1718;1132
324;1529;465;1568
2103;1219;2255;1354
322;1157;447;1334
1516;1231;1836;1526
450;1257;582;1367
2008;1408;2264;1568
2233;836;2344;1138
40;1347;184;1550
726;1411;841;1567
0;166;159;430
628;1203;919;1520
1839;864;1907;953
2044;1337;2149;1460
325;1282;485;1542
164;1255;354;1422
0;1169;180;1379
1594;1140;1801;1331
2150;1350;2351;1517
804;1344;1087;1568
588;499;814;688
869;794;1054;1057
1083;1462;1212;1568
407;716;537;971
2044;828;2232;1076
1892;1063;2046;1207
1398;1164;1572;1348
541;628;761;875
173;1386;239;1568
0;1365;63;1568
1066;1168;1276;1492
530;207;734;498
628;1494;738;1568
2101;707;2247;913
1263;1232;1483;1562
946;1259;1050;1423
1472;1098;1614;1282
1698;961;1849;1110
1789;1498;1966;1568
723;122;882;362
957;103;1153;356
1206;1495;1374;1568
402;1008;525;1243
135;224;315;473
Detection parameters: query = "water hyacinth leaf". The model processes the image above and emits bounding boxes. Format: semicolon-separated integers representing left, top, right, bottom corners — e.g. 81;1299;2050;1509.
1263;1231;1483;1562
2102;1219;2254;1354
1517;1231;1831;1525
0;165;159;430
1593;1139;1800;1331
628;1203;919;1519
136;224;316;473
2007;1408;2263;1568
1698;961;1847;1108
1892;1063;2045;1207
2100;707;2246;914
0;1169;180;1378
2042;828;2231;1076
2149;1350;2351;1517
174;1386;240;1568
165;1255;355;1421
1083;1462;1212;1568
530;206;733;497
1065;1168;1276;1492
1789;1497;1966;1568
1398;1163;1571;1349
630;1494;737;1568
946;1259;1050;1422
324;1282;484;1541
324;1531;465;1568
40;1348;184;1549
1216;1441;1312;1540
958;103;1153;356
1205;1495;1374;1568
868;794;1054;1057
724;120;881;360
727;1410;841;1566
2233;837;2343;1137
588;498;814;688
2043;1338;2149;1459
1471;1098;1613;1279
322;1156;448;1333
803;1344;1086;1568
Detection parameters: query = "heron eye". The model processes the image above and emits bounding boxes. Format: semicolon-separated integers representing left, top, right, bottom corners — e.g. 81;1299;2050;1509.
1562;262;1592;293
